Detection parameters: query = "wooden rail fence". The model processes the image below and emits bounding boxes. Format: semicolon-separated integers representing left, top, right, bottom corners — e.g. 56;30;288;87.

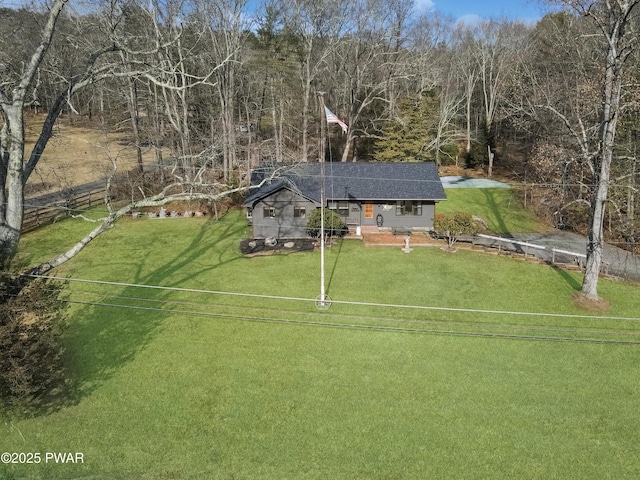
22;187;106;233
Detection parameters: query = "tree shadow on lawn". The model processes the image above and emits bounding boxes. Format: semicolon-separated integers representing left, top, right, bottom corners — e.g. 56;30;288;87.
325;237;344;295
58;216;247;410
481;189;511;235
130;214;246;287
550;264;582;291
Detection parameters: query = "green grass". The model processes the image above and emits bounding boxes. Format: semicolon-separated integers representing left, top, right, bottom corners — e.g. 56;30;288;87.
439;188;542;233
3;210;640;479
11;206;110;271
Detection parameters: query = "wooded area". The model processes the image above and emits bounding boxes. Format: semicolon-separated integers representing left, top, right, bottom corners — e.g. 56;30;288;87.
1;0;639;299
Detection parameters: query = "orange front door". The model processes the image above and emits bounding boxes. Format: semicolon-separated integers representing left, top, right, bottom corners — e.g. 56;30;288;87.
364;203;374;219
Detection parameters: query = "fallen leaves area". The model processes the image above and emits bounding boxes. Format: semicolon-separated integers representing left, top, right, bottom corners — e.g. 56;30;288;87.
21;113;155;198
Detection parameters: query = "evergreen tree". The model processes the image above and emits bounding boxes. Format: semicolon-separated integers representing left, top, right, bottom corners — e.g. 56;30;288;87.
374;91;439;162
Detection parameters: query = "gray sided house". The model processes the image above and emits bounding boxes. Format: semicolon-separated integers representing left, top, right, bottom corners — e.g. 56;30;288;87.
242;162;447;239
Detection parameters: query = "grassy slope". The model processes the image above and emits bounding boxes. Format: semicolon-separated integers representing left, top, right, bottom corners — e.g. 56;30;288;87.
2;210;640;479
439;188;541;233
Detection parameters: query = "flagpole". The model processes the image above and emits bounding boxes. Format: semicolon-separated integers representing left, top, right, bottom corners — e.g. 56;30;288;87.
317;92;328;309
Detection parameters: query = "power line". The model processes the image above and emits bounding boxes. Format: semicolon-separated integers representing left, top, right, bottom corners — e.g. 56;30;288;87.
13;273;640;344
24;273;640;323
59;288;640;339
59;297;640;346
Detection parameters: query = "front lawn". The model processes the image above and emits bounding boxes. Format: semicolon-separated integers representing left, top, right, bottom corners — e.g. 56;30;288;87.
3;210;640;479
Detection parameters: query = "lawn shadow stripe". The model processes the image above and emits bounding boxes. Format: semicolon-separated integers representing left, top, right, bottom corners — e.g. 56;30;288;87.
61;213;248;406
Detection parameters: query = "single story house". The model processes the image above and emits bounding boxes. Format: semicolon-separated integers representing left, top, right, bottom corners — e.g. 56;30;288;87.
242;162;447;239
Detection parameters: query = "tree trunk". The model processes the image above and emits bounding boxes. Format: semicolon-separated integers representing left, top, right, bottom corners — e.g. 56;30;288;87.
0;106;26;270
581;68;620;298
341;132;353;162
301;62;311;162
465;74;474;155
28;214;118;276
271;83;283;163
23;172;281;279
582;182;608;298
627;156;635;221
580;1;633;299
127;78;144;173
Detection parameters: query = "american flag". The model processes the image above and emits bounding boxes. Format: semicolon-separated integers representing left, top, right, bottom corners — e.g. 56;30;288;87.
324;106;348;134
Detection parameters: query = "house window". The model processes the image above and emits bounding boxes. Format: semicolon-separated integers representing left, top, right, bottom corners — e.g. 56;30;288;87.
246;208;253;219
396;201;422;216
333;202;349;217
328;201;349;216
263;206;276;218
294;206;306;218
364;203;374;219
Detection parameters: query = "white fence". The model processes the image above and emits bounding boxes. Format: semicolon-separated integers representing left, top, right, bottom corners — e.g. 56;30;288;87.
476;234;587;268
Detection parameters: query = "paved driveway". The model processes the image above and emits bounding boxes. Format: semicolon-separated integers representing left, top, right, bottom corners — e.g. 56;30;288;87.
470;231;640;282
441;178;640;282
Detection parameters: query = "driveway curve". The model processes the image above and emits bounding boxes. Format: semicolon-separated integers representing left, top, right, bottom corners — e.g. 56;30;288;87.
470;231;640;283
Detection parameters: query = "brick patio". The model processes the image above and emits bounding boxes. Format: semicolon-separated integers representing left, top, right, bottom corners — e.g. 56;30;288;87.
345;229;445;247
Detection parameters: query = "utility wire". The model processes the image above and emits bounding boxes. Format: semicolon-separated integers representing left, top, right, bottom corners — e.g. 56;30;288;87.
59;297;640;345
24;273;640;323
58;288;640;338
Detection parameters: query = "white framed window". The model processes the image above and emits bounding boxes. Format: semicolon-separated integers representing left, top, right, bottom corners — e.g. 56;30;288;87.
395;201;422;216
294;206;306;218
263;206;276;218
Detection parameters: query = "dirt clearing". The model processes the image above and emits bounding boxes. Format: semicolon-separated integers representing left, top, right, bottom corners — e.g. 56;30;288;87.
20;113;156;198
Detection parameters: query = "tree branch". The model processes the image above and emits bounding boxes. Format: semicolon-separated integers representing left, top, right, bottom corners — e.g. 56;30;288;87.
25;165;293;276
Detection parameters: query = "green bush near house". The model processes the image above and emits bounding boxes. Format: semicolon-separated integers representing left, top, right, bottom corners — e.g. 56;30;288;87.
434;211;482;248
305;208;348;237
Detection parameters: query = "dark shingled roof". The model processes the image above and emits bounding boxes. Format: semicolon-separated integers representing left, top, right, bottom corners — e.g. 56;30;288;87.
243;162;447;206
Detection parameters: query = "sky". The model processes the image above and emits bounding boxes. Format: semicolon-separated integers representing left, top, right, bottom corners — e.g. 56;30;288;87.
418;0;546;25
0;0;547;29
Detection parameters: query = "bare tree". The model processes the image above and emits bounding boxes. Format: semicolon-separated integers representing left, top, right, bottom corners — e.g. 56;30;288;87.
451;25;479;157
539;0;640;300
197;0;250;180
411;14;464;165
26;159;292;276
281;0;347;162
1;0;84;270
473;19;530;173
329;0;415;162
0;0;239;273
432;72;464;166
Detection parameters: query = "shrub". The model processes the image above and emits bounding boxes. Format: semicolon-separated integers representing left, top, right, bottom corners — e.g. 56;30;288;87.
305;208;348;237
0;278;69;411
433;212;481;250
